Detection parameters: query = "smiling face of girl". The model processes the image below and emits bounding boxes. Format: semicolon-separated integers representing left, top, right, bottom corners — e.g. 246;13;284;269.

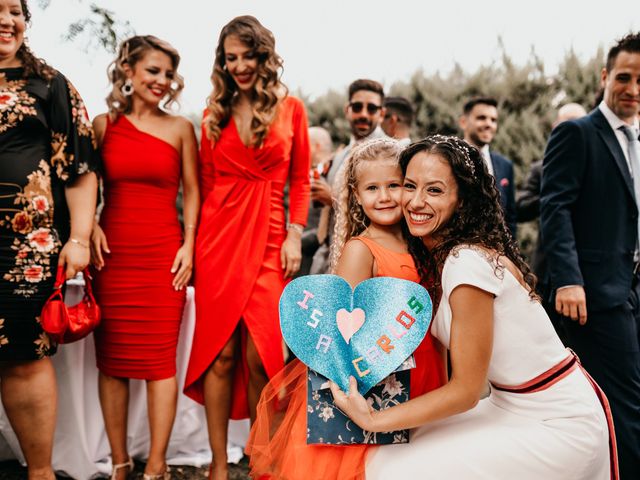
354;159;404;228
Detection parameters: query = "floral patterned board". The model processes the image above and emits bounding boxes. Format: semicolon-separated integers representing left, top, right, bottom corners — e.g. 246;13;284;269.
307;363;413;445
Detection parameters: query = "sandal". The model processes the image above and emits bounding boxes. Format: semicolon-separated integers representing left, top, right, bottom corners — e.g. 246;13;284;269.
110;457;134;480
142;465;170;480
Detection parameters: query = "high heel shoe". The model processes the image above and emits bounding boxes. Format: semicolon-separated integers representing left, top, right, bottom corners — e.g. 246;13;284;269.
110;457;134;480
142;465;170;480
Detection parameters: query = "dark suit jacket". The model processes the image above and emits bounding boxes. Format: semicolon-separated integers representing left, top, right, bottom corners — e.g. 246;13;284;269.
516;160;545;279
540;108;638;312
490;152;517;237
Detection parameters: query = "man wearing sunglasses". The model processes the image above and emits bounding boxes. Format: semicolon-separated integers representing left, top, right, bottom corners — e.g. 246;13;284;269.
310;79;387;274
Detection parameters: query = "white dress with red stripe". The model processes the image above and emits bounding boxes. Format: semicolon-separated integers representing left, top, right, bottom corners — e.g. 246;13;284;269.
367;247;614;480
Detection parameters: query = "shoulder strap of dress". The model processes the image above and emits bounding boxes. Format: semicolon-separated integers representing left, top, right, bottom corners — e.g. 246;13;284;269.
352;236;383;258
352;236;400;272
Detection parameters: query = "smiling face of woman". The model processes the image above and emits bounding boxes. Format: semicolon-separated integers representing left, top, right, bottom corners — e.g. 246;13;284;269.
402;151;460;249
223;34;259;93
125;49;175;108
0;0;25;68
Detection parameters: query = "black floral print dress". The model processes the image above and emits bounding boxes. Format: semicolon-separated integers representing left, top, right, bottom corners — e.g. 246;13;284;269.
0;67;98;360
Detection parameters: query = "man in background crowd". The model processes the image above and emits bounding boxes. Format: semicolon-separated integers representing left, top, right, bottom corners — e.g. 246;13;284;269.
540;33;640;478
517;103;587;339
517;103;587;289
310;79;387;274
381;96;414;146
459;97;517;236
296;126;334;277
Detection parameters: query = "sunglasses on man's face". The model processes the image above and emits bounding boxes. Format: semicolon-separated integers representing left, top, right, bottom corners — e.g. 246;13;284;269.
349;102;382;115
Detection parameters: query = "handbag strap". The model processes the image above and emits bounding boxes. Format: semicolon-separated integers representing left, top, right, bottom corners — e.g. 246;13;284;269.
53;265;66;289
82;268;94;297
53;266;94;294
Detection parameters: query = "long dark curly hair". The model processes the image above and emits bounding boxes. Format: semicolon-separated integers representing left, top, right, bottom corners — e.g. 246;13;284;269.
204;15;286;147
16;0;55;80
400;135;537;303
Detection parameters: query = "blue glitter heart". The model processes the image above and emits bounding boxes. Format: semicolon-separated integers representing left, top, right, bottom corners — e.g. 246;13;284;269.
280;275;432;395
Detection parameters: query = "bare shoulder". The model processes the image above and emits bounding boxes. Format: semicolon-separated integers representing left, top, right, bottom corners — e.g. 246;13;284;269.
337;239;374;272
92;113;108;129
181;116;198;139
92;113;108;144
335;238;375;287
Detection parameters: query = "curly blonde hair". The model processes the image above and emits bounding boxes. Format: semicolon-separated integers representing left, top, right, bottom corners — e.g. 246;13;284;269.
106;35;184;120
329;138;404;270
204;15;287;147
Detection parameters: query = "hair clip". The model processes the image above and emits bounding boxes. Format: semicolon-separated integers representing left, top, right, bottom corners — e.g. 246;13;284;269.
430;134;476;176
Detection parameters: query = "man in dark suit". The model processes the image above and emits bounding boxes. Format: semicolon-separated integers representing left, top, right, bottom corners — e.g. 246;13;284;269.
517;103;587;288
459;97;517;236
541;33;640;478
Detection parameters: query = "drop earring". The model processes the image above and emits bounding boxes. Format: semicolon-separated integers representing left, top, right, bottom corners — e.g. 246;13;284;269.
121;79;134;96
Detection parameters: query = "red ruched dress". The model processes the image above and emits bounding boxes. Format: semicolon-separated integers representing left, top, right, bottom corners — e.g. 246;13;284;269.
246;235;447;480
184;96;310;418
93;115;186;380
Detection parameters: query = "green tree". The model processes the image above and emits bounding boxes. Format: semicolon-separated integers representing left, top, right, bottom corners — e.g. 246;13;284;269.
36;0;133;53
303;45;605;259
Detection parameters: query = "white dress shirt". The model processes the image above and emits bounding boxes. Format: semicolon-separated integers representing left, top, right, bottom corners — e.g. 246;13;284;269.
481;144;495;176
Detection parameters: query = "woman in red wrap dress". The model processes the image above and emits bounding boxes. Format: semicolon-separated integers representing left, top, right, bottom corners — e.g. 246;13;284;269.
184;15;310;480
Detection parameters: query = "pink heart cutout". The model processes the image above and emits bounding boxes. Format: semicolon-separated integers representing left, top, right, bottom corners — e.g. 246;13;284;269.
336;308;366;344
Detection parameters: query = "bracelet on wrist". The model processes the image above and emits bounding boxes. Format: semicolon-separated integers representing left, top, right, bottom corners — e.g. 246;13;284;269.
287;223;304;235
70;237;89;249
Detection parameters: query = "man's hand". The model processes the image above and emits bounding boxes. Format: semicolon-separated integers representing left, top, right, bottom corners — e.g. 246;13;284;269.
311;178;332;206
556;285;588;325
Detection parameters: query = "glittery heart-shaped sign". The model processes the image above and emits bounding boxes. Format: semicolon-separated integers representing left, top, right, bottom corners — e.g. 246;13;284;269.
280;275;432;395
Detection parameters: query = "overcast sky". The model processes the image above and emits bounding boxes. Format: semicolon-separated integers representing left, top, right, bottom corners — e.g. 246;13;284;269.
27;0;639;118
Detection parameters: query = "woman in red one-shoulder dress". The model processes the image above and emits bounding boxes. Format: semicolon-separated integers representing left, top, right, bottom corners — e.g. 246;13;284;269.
90;36;199;480
183;15;310;480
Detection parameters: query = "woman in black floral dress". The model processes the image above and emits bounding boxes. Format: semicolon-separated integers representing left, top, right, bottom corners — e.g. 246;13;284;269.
0;0;98;477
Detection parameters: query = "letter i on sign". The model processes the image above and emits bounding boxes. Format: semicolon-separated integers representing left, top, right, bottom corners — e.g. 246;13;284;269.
297;290;314;310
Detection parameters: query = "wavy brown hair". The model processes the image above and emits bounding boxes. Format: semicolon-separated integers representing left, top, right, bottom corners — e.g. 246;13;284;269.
204;15;286;147
400;135;537;302
16;0;55;80
106;35;184;120
330;138;404;270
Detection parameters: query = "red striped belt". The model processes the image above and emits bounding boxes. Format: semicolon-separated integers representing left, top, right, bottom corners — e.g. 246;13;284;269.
491;350;619;480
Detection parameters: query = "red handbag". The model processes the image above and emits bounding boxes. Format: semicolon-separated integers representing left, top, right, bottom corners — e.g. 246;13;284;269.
40;266;101;344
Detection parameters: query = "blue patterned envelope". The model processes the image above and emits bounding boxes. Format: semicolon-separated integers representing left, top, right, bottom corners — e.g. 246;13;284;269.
307;357;415;445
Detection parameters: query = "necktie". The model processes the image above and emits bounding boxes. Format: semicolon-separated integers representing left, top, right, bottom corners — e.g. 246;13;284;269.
621;125;640;254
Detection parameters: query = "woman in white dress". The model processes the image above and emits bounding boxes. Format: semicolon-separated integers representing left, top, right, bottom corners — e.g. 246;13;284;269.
330;135;617;479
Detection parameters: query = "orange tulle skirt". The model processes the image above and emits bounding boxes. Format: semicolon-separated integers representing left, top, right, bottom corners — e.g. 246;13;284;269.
246;359;369;480
247;334;446;479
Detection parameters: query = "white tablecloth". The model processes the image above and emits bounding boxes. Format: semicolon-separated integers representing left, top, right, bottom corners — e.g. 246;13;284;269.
0;286;249;479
